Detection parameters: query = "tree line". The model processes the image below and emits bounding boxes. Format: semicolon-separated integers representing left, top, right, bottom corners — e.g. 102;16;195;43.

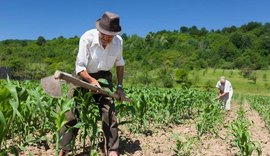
0;22;269;86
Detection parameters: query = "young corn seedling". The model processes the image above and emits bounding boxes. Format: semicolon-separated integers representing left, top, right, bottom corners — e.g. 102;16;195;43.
52;98;73;155
172;133;195;156
195;101;224;137
229;103;262;156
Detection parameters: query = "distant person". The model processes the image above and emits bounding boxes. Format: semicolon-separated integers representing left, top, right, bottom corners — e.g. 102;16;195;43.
216;76;233;111
59;11;125;156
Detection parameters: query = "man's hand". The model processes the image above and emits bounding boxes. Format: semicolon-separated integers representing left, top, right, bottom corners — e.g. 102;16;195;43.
117;87;125;102
89;78;101;88
216;92;223;100
79;70;101;94
88;78;102;94
79;70;101;88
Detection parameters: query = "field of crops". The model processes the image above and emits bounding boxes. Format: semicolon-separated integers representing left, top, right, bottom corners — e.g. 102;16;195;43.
1;79;270;155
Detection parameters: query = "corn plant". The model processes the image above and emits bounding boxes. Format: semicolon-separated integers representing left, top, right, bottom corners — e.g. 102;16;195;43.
0;111;7;151
195;100;224;137
0;80;28;151
0;79;245;155
0;79;73;154
0;80;50;154
0;87;9;151
228;102;262;156
246;95;270;130
72;78;113;152
51;98;73;155
73;91;102;152
172;133;196;156
118;86;216;134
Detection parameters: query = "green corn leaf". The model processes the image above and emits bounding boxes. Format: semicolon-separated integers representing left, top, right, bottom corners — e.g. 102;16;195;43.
74;122;85;129
0;87;11;103
59;120;67;130
6;84;19;105
28;89;42;111
9;100;23;120
0;111;6;128
97;78;109;85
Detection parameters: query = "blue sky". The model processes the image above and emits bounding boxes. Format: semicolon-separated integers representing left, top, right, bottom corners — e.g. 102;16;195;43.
1;0;270;40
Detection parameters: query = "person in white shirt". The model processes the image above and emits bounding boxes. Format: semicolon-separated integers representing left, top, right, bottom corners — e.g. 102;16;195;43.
59;11;125;156
216;76;233;111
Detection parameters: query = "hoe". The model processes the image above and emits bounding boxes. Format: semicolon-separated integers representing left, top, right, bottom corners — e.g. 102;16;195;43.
40;70;132;102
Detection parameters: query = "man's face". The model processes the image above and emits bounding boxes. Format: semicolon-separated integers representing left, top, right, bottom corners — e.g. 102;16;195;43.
220;79;225;85
99;32;114;47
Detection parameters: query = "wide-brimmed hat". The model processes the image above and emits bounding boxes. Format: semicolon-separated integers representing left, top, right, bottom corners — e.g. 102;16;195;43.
96;11;122;36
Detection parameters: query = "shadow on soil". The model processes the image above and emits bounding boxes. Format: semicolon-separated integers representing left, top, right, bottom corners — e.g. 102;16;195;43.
71;136;142;156
119;136;142;155
0;135;142;156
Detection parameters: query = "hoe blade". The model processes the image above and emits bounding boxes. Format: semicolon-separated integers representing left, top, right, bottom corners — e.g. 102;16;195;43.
40;75;62;98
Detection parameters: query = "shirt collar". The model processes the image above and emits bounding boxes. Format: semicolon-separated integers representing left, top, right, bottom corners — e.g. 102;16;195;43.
91;30;100;47
92;30;114;49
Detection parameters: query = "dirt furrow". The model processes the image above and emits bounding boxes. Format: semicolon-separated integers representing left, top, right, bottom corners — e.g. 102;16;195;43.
14;100;270;156
243;101;270;156
192;101;239;156
119;121;197;156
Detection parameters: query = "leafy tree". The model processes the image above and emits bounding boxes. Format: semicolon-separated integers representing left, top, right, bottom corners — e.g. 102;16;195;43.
217;41;237;62
260;35;270;54
197;27;208;36
180;26;189;33
121;33;128;41
240;22;262;32
145;32;154;45
157;67;174;88
36;36;46;46
1;21;270;81
222;26;237;33
20;40;28;47
189;25;199;36
175;68;192;88
229;32;253;49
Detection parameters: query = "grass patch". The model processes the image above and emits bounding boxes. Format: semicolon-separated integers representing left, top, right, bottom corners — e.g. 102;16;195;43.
189;68;270;96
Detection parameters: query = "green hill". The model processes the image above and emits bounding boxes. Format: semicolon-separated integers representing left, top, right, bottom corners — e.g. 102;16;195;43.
0;22;270;95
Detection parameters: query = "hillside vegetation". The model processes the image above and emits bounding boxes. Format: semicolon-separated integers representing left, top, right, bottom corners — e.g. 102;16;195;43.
0;22;270;94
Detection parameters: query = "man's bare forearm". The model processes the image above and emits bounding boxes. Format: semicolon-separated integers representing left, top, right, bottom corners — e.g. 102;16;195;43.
79;70;93;82
78;70;100;88
219;92;229;98
116;66;124;85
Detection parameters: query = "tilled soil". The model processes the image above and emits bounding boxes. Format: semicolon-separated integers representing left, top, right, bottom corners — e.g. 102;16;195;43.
7;100;270;155
118;100;270;156
243;102;270;156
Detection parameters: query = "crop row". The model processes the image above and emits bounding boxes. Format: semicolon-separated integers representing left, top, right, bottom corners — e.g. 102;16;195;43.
0;80;226;155
246;95;270;131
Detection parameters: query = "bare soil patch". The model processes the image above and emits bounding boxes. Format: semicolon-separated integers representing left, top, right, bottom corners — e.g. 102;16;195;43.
6;101;270;155
243;101;270;156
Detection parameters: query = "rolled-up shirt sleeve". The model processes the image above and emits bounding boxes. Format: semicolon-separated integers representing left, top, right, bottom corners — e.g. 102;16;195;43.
224;82;230;93
216;81;220;89
115;39;125;66
75;38;89;75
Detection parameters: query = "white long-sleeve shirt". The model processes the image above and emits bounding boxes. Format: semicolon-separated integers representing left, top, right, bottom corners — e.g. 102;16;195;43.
216;80;233;98
75;29;125;74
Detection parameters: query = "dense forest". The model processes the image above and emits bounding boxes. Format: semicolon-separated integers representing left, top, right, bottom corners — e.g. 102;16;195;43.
0;22;270;86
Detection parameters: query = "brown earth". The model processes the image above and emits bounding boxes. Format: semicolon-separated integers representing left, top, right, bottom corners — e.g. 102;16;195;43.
243;101;270;156
7;100;270;155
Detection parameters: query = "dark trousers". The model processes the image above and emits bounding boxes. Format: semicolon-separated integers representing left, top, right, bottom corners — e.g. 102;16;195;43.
59;71;119;153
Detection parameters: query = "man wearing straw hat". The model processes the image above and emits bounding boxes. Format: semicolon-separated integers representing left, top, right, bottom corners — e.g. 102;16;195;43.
216;76;233;111
59;11;125;156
